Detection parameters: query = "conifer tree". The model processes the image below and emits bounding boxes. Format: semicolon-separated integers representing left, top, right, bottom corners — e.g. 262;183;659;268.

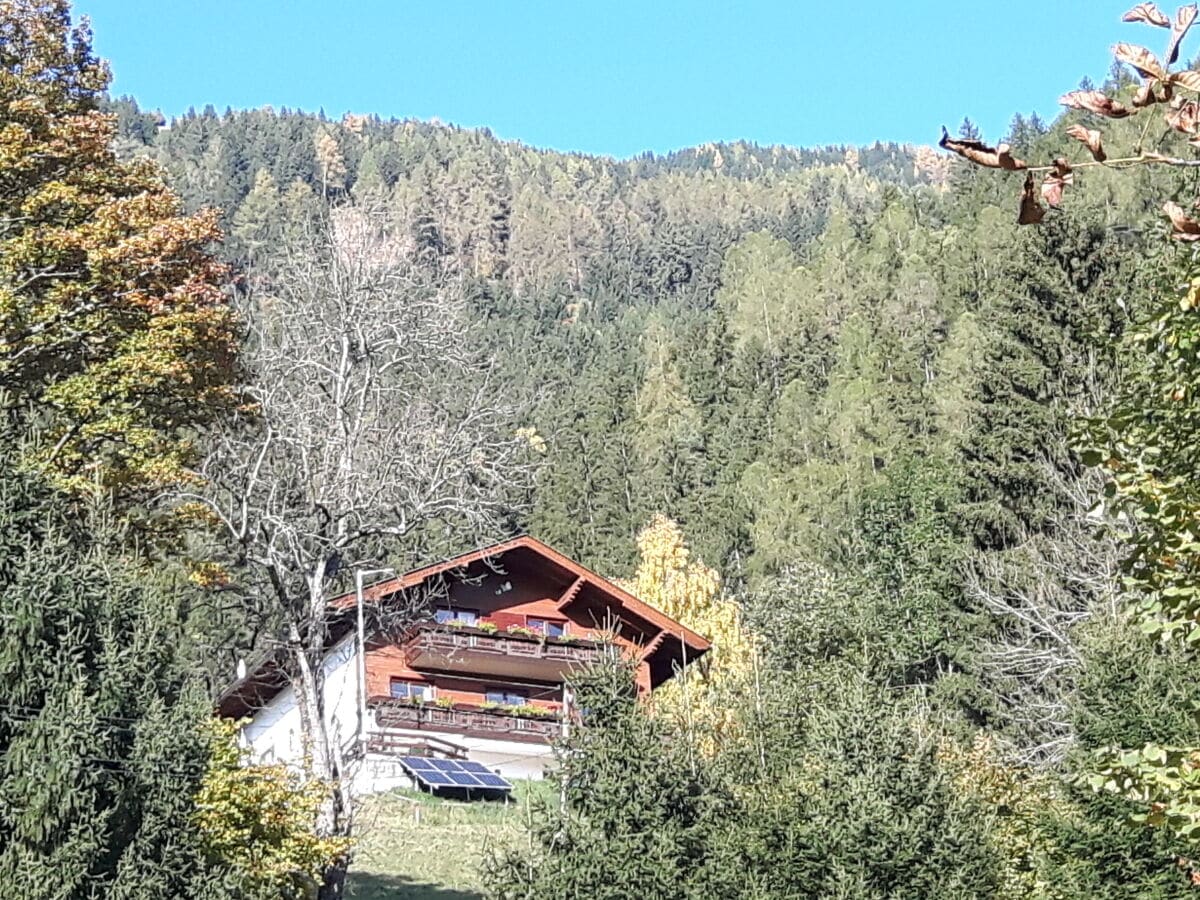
483;660;723;900
0;436;241;898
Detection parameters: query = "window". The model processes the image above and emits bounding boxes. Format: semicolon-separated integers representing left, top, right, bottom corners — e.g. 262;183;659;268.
434;607;479;625
485;687;527;706
390;679;433;701
526;617;566;638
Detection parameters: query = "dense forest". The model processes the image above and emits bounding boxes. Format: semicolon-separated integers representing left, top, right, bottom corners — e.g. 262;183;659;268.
9;0;1200;896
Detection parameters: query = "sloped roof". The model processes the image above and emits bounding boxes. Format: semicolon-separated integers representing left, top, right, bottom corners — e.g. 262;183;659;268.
218;535;710;718
332;534;711;652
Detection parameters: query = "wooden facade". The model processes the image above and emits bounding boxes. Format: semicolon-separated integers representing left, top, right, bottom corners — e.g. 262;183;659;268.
219;536;710;777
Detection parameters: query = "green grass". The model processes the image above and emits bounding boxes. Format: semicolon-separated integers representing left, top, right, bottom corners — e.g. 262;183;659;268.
346;782;553;900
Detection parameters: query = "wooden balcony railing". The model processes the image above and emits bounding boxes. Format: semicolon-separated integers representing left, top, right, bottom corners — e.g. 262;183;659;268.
403;623;607;679
371;698;563;742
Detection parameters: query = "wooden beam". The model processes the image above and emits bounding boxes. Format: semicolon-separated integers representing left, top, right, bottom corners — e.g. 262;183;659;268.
555;575;586;612
639;631;666;661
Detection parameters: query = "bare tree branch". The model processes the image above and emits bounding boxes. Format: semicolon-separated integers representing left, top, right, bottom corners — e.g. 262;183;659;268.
184;203;536;859
968;463;1123;767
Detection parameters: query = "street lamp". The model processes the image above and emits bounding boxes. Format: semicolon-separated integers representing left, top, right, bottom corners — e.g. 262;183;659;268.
354;567;395;758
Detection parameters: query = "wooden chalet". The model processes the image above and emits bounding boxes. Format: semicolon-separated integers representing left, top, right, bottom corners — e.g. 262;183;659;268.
220;535;710;789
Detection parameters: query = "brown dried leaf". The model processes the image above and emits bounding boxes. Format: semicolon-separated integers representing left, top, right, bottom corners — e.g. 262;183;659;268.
1134;82;1158;106
1164;200;1200;240
938;127;1027;170
1167;4;1199;64
1172;69;1200;91
1059;90;1134;117
1019;173;1046;225
1115;42;1168;79
1124;2;1172;26
1167;98;1200;132
1041;160;1074;209
1066;124;1107;161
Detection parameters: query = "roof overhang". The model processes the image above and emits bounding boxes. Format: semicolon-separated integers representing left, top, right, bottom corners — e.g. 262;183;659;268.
218;535;711;716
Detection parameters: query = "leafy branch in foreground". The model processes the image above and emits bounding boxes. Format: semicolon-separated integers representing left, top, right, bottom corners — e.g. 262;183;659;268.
940;4;1200;229
942;0;1200;857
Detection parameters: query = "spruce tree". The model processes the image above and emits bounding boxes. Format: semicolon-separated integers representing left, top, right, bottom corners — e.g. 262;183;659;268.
0;439;240;898
483;660;723;900
1036;617;1200;897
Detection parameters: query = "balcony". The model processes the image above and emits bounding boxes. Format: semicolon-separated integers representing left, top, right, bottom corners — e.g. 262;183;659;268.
370;697;563;743
403;622;606;681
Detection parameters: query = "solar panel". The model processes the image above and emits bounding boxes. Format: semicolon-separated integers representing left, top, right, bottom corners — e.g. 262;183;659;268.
473;773;512;788
398;756;513;793
400;756;438;771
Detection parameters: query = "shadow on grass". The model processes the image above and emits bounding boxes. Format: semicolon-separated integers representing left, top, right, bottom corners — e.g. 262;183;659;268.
348;871;485;900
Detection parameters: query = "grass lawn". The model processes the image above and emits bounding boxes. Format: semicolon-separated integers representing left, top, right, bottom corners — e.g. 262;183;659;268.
346;782;552;900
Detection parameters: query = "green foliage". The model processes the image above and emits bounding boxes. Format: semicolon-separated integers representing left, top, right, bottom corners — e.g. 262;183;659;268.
710;670;1001;899
194;718;350;898
0;0;239;498
83;27;1200;894
1035;615;1200;897
1086;255;1200;643
940;735;1067;900
959;214;1127;549
483;660;724;900
0;435;243;898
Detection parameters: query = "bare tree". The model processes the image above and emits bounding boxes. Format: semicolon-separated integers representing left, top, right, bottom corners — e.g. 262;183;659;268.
967;463;1123;767
186;205;532;897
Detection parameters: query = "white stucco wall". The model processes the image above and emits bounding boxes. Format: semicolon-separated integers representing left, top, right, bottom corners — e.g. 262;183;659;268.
241;634;360;766
240;636;556;793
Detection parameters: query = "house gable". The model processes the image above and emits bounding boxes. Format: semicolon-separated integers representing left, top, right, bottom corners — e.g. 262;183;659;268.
219;535;709;720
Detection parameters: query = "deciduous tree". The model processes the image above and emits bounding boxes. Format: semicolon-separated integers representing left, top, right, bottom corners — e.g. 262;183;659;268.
192;206;531;897
0;0;238;497
620;514;753;752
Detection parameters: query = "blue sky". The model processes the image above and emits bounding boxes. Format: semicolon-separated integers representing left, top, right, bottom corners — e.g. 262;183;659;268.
78;1;1140;158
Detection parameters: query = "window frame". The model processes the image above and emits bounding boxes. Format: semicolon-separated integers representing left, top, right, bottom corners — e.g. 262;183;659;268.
484;686;528;706
434;606;480;626
525;616;567;638
389;678;434;702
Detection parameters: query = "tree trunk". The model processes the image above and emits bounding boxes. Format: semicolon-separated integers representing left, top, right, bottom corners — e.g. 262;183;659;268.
318;859;350;900
295;569;356;898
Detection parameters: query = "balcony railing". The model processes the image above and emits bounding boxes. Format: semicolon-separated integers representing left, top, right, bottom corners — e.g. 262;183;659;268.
371;697;563;742
404;622;606;680
364;728;468;760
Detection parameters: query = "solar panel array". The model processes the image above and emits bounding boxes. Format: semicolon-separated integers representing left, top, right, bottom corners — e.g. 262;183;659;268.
399;756;513;792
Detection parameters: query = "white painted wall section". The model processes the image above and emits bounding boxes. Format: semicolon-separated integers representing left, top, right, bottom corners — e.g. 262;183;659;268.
241;634;360;766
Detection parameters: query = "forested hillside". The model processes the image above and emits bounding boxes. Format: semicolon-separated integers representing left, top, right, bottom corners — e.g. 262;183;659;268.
107;97;1119;578
10;0;1200;894
107;79;1200;895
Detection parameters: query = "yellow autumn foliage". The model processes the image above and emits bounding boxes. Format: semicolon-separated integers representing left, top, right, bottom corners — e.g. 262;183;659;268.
939;734;1067;900
620;514;755;754
0;1;240;499
194;718;350;898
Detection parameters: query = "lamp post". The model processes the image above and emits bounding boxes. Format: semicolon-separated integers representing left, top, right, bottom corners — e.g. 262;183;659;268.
354;567;395;758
